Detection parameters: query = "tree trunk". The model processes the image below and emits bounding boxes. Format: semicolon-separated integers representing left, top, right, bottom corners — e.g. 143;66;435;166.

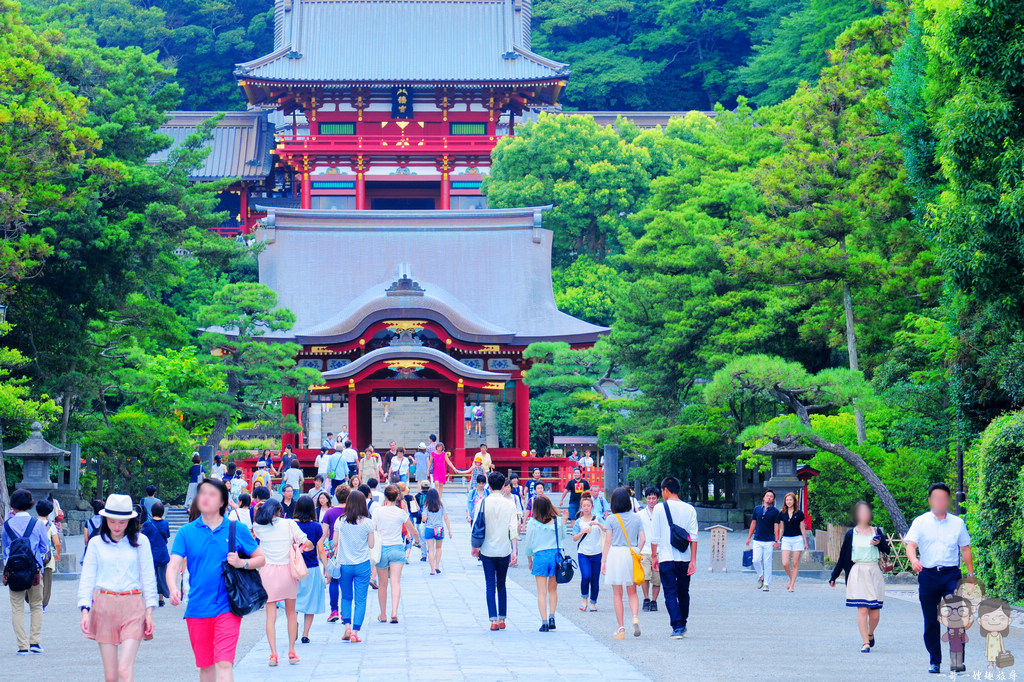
206;414;231;449
0;449;10;522
771;388;909;535
842;279;868;444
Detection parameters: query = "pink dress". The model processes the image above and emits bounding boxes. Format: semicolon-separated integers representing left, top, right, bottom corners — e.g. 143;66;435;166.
432;452;448;485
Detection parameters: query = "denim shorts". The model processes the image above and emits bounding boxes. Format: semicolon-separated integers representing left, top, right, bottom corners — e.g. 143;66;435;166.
424;526;445;541
531;548;558;577
377;544;406;569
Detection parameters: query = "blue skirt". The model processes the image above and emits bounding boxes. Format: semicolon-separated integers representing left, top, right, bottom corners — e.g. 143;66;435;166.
296;566;327;615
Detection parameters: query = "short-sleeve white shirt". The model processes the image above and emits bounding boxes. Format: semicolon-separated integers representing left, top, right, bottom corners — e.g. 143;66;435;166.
904;511;970;568
649;499;699;563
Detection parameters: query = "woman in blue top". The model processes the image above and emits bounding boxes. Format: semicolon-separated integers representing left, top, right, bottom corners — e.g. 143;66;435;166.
293;496;327;644
168;478;265;680
184;453;204;507
523;495;564;632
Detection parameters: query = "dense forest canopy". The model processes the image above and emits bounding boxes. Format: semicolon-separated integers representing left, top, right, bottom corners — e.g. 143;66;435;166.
5;0;1024;598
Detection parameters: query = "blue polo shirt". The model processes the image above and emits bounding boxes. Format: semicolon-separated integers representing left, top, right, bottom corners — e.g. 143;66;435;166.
752;504;781;542
171;516;258;619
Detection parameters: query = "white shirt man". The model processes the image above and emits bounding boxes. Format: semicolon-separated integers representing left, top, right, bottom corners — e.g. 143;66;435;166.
637;489;661;611
474;476;519;625
649;479;699;639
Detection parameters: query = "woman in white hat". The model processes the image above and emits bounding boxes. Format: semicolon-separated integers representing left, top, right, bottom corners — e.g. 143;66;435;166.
77;494;158;680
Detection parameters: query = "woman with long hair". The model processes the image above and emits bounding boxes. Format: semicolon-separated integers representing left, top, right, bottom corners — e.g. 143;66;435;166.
602;487;645;639
371;485;421;623
778;491;806;592
420;488;452;575
313;491;332;523
333;490;375;642
523;495;564;632
572;493;603;612
430;442;459;499
78;494;157;682
253;499;313;666
322;485;350;622
293;496;327;644
829;501;889;653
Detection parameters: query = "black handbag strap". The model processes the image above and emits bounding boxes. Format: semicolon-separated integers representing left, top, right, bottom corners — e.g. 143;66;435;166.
229;519;236;554
663;500;674;526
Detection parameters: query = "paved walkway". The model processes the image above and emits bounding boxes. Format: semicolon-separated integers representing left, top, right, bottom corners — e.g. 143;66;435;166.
234;489;648;681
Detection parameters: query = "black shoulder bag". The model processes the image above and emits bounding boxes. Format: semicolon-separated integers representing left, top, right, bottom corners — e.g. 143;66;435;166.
221;520;267;617
554;518;576;584
662;501;692;553
471;497;487;549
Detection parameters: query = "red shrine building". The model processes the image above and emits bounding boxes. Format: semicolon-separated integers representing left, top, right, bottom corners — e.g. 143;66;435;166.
158;0;610;475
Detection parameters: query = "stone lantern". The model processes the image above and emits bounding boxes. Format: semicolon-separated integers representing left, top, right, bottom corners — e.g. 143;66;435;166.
753;436;817;501
3;422;68;500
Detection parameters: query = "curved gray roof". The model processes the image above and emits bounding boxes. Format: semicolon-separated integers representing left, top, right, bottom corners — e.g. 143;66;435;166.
255;206;608;345
147;111;275;182
236;0;568;85
321;345;511;381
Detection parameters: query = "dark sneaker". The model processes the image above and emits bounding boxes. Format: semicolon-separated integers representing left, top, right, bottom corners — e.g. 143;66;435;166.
642;598;651;612
650;601;658;612
539;623;550;632
16;650;28;656
29;645;42;653
547;616;556;631
927;664;941;674
420;556;427;562
327;611;339;623
670;627;686;639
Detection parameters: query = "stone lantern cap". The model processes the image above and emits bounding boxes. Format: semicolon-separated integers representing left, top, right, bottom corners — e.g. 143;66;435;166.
752;436;817;458
3;422;69;457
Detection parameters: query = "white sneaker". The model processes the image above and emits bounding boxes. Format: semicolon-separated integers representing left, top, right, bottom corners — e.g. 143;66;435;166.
762;585;769;592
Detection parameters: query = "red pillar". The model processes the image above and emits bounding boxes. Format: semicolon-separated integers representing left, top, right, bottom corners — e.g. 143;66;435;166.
455;385;466;468
301;172;312;210
515;378;530;453
281;395;297;450
355;172;366;210
347;385;358;450
239;184;250;234
440;172;451;209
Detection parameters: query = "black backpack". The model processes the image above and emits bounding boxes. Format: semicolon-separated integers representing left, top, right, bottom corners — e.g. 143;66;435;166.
3;519;40;591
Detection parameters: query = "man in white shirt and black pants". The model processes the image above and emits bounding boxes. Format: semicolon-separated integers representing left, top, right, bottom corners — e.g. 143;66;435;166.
650;477;699;640
904;482;974;675
472;472;519;630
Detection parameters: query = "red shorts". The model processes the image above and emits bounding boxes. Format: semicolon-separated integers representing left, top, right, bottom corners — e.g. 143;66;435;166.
186;612;242;668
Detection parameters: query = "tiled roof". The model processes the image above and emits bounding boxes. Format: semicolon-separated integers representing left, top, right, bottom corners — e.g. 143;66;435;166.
251;206;609;345
321;345;511;381
148;111;275;182
237;0;568;85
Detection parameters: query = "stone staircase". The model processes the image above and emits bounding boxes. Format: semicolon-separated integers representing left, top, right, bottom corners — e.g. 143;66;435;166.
164;505;190;534
308;397;499;451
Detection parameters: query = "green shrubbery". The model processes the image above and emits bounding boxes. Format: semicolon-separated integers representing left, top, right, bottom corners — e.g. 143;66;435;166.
966;410;1024;601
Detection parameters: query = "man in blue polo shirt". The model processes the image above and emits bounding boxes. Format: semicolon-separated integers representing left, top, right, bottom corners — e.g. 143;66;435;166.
168;478;263;680
746;489;780;592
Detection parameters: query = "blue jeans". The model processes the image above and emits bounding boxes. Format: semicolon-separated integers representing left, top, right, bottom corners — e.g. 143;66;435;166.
339;561;372;630
568;503;580;526
417;522;428;558
480;554;510;620
329;578;339;612
660;560;691;629
578;553;601;603
919;567;961;666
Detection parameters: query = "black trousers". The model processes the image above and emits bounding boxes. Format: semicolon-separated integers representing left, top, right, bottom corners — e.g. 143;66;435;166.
918;567;961;666
659;560;691;629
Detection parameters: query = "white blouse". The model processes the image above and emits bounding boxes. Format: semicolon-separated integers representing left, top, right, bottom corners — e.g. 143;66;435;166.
77;533;158;609
253;518;307;565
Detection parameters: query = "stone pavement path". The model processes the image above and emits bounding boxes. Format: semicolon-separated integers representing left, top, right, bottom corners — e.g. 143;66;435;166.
234;489;648;681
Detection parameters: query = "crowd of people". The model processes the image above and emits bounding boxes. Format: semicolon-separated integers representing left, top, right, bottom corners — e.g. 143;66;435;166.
0;433;992;679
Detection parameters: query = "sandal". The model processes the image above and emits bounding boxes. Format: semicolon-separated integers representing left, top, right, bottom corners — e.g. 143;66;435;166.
342;626;352;641
579;603;587;611
268;654;278;667
860;644;870;654
589;603;598;612
349;632;362;643
288;650;300;665
390;616;399;624
613;627;626;640
377;616;387;623
633;618;641;637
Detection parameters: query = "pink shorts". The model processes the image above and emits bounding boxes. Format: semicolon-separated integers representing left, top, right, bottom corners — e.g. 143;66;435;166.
186;612;242;668
85;591;145;645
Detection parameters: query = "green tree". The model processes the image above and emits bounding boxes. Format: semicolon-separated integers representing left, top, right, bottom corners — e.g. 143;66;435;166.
551;255;622;327
484;113;652;262
82;409;191;501
704;354;910;533
197;282;322;447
